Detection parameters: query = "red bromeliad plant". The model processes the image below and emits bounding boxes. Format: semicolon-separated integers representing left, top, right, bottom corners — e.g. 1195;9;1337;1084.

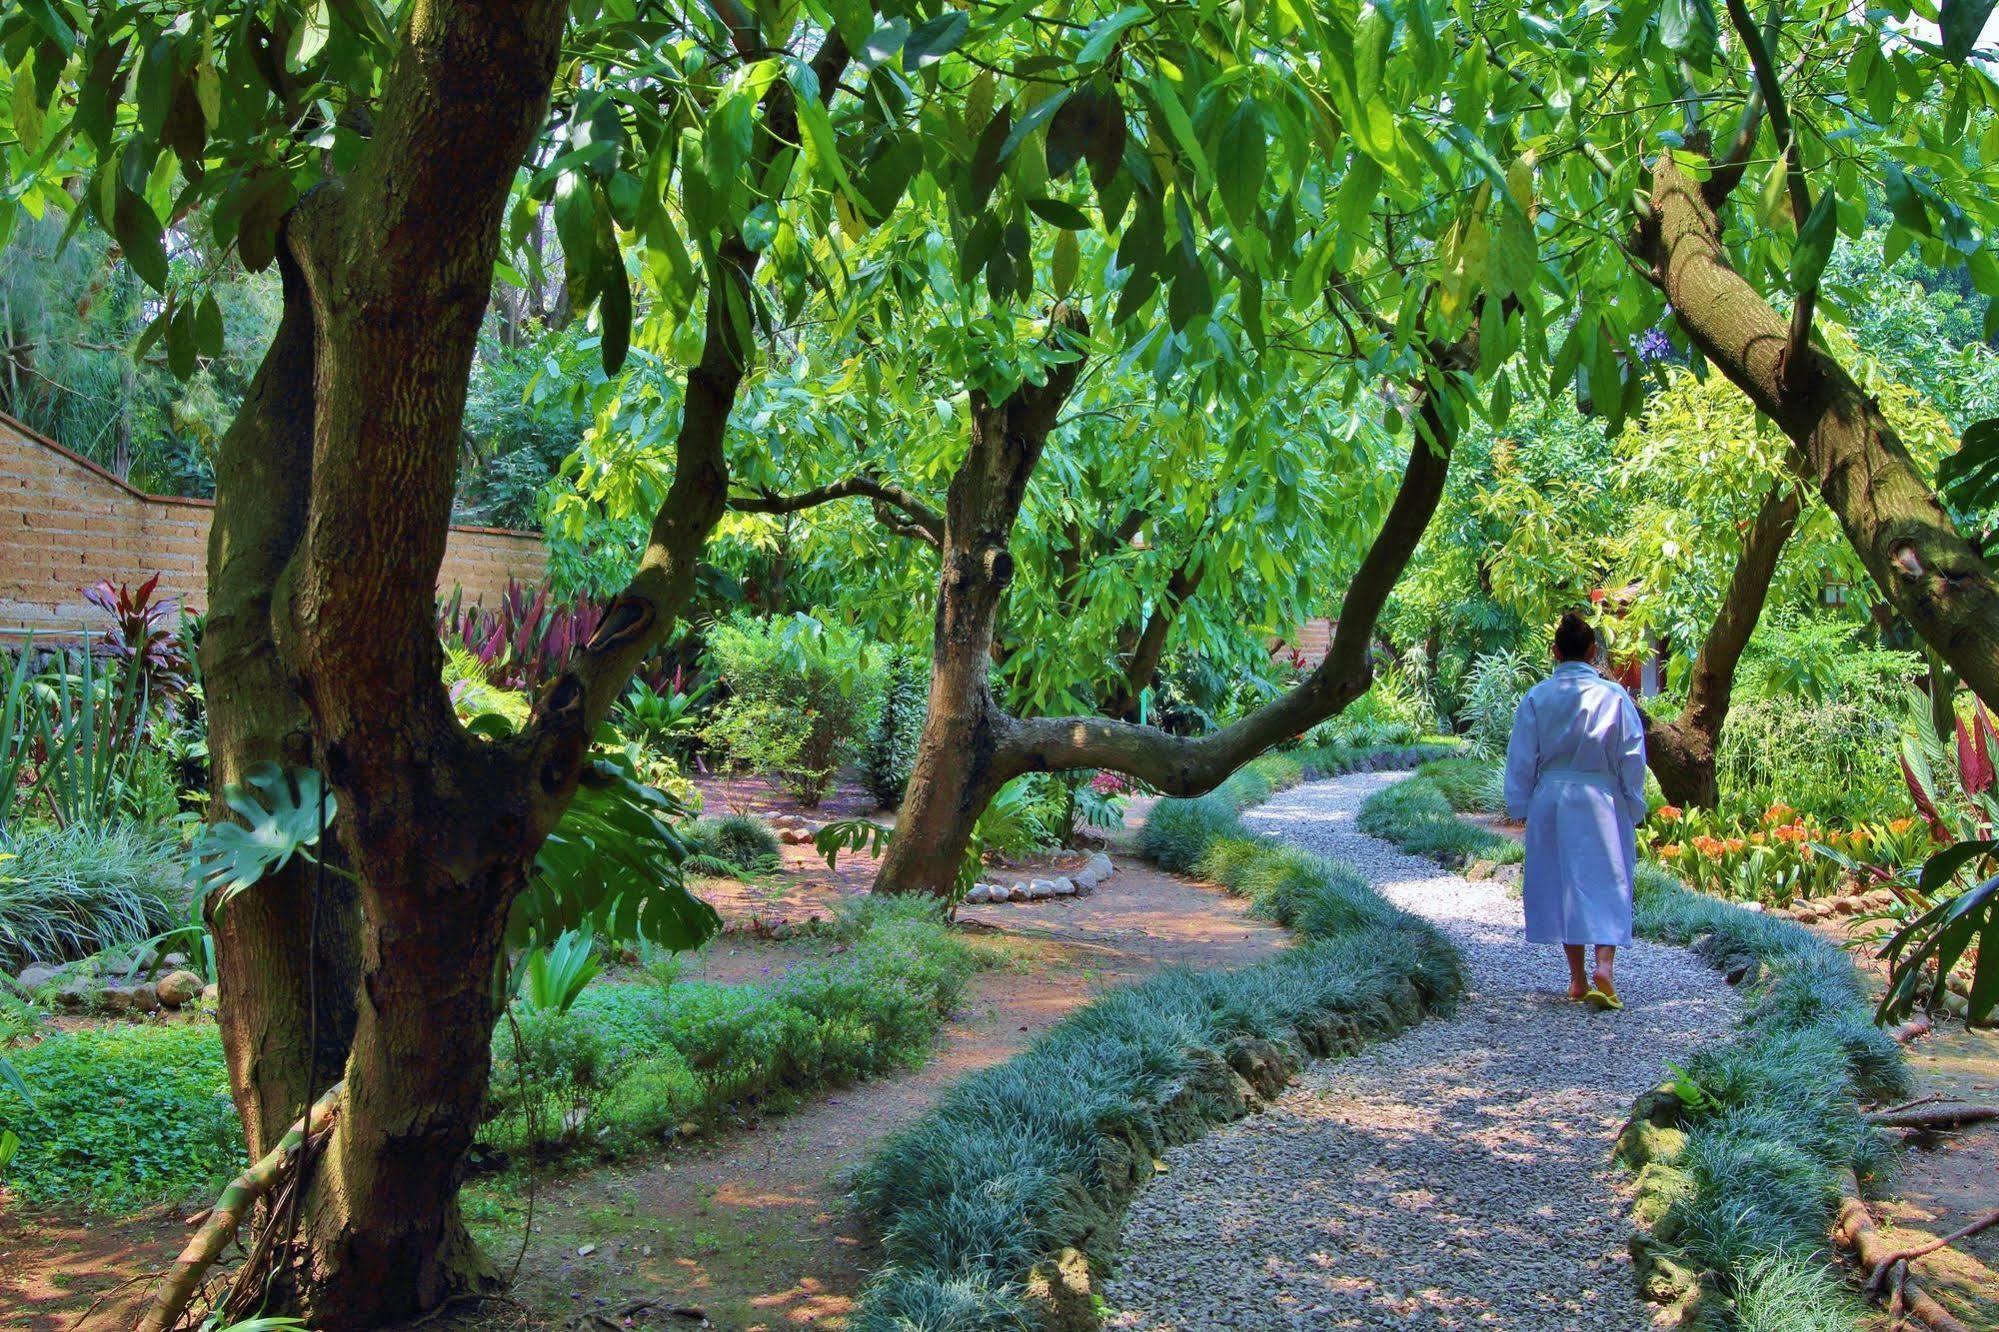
437;579;604;692
83;573;189;700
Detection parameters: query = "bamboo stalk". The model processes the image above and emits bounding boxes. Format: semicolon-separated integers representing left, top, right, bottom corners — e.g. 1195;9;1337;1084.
135;1082;342;1332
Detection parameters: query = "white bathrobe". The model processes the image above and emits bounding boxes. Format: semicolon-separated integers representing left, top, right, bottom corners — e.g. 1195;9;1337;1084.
1503;660;1649;947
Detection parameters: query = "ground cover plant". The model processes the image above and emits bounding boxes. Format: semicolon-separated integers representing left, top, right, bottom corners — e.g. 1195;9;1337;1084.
848;749;1464;1328
0;898;976;1208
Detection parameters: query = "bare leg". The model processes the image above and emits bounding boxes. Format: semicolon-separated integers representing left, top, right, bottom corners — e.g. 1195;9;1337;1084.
1593;945;1617;996
1564;944;1588;999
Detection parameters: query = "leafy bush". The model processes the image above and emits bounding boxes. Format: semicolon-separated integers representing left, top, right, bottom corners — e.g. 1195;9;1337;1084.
1459;646;1542;758
0;1024;239;1208
0;823;183;971
703;614;884;806
865;648;929;810
685;814;780;875
1714;691;1906;824
484;896;974;1160
848;779;1462;1326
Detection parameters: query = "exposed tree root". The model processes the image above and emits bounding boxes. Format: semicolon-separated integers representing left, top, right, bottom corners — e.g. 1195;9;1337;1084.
1867;1209;1999;1297
1835;1174;1973;1332
136;1081;343;1332
1892;1015;1934;1045
1865;1104;1999;1131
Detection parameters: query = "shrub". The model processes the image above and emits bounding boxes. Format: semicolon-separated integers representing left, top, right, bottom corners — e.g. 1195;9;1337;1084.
481;894;973;1161
1713;691;1904;824
1459;646;1541;758
0;1024;239;1208
687;814;780;874
865;648;929;810
703;614;884;806
1416;757;1506;814
0;823;183;971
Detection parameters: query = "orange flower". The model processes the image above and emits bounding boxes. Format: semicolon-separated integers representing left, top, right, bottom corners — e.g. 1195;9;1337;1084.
1658;843;1684;859
1725;838;1747;854
1889;818;1916;836
1764;802;1796;826
1656;805;1683;824
1750;832;1767;846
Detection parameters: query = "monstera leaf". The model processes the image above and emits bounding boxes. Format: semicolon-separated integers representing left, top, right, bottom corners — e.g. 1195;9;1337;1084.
510;749;720;952
190;763;338;906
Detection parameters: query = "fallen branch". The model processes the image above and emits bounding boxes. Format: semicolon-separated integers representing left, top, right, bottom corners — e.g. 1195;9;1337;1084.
136;1081;343;1332
1865;1104;1999;1132
1835;1174;1972;1332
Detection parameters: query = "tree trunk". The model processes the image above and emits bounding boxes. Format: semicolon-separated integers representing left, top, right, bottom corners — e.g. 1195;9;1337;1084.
1641;480;1801;808
873;307;1090;894
1645;156;1999;709
874;349;1465;894
202;237;362;1160
1103;559;1202;721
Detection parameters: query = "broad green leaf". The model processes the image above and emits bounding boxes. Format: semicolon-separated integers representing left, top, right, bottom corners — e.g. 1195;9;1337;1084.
903;11;969;68
1790;187;1837;294
1938;418;1999;512
1027;196;1092;229
1076;7;1150;64
1218;101;1266;230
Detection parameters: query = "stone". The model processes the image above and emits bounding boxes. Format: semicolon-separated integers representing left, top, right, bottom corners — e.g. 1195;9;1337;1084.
1008;882;1031;902
156;970;206;1008
12;962;64;992
1466;859;1496;881
1051;877;1077;896
1022;1246;1096;1332
103;981;161;1014
1085;852;1114;881
56;976;97;1011
1027;878;1056;900
161;951;188;969
202;983;220;1004
778;827;814;845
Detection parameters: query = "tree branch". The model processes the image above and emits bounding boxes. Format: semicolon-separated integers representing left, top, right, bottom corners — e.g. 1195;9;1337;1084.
728;474;944;546
1722;0;1816;370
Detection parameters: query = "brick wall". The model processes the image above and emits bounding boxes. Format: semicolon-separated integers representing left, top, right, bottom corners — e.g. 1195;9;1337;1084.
0;410;548;639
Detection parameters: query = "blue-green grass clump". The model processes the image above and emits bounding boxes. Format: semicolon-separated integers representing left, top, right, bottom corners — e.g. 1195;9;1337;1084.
849;750;1463;1329
1357;772;1523;866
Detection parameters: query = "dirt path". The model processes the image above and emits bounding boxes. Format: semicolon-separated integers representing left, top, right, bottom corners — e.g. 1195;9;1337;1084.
435;859;1286;1332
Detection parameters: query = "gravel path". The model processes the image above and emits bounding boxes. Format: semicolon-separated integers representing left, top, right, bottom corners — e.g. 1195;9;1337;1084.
1103;770;1738;1330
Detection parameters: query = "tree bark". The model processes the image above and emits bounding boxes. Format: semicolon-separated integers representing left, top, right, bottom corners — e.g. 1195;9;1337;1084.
1103;558;1203;721
1643;155;1999;710
873;307;1091;893
202;234;363;1160
1641;480;1801;807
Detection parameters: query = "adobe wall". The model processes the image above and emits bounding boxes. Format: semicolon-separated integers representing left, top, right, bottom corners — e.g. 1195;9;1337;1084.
0;410;547;639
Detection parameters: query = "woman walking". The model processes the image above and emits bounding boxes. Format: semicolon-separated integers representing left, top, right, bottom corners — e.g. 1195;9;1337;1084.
1503;611;1649;1010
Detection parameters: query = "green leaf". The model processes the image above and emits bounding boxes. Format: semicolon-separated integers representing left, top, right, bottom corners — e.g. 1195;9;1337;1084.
968;102;1013;211
999;91;1072;168
1942;0;1997;61
1790;186;1838;294
1218;101;1266;230
1939;418;1999;512
1884;165;1932;238
195;292;224;358
598;242;631;376
191;764;338;905
903;11;969;68
10;58;44;155
1077;7;1149;64
1051;227;1079;296
111;187;169;292
1027;196;1091;229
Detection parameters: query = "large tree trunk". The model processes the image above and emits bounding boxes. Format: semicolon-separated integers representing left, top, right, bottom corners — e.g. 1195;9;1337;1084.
1642;480;1801;807
201;239;362;1160
874;308;1090;894
1644;156;1999;709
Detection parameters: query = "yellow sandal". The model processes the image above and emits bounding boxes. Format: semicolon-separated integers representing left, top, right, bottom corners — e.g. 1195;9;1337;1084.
1583;985;1623;1011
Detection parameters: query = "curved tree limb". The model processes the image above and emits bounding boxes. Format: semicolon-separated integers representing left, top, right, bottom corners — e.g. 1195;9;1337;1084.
728;474;944;547
1640;154;1999;711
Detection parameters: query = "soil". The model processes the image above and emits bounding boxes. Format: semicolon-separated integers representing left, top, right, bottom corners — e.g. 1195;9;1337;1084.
1;783;1285;1332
